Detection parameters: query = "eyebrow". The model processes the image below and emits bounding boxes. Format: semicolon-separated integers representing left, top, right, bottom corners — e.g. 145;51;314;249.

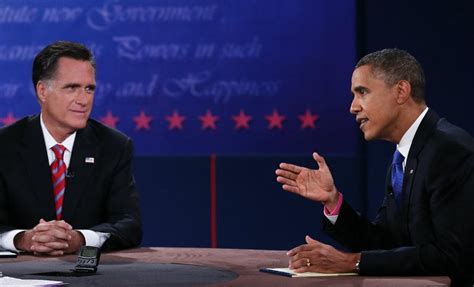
352;85;368;93
62;83;81;89
61;83;96;90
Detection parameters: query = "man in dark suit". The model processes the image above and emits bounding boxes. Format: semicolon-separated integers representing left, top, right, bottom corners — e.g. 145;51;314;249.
275;49;474;286
0;41;142;255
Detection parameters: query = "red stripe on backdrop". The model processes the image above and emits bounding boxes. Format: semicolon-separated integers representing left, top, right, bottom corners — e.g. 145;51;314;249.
210;154;217;248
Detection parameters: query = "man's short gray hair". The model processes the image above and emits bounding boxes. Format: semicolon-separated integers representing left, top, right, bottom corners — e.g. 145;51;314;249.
356;48;426;102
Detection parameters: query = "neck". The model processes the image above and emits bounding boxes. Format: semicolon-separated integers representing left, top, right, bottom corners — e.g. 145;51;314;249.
391;102;427;144
41;114;75;143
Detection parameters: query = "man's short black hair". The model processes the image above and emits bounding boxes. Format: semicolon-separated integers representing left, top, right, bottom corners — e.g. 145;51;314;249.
32;41;96;93
356;48;426;102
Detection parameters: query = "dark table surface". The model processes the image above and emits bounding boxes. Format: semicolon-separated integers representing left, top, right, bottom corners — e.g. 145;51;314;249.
0;247;450;286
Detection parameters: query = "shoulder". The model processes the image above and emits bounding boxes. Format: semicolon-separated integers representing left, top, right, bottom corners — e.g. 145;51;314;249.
423;119;474;185
429;119;474;155
0;115;37;145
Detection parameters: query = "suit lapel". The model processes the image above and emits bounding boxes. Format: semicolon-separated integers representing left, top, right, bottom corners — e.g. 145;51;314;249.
62;123;99;222
401;109;439;219
19;115;57;220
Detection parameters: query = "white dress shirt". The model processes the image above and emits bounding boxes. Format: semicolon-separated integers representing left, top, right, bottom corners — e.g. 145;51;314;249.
0;114;109;251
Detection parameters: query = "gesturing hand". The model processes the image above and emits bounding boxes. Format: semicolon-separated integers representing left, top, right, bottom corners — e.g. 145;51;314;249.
276;152;339;208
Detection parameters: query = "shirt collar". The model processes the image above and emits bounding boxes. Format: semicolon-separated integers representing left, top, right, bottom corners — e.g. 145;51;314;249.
40;113;76;152
397;107;429;159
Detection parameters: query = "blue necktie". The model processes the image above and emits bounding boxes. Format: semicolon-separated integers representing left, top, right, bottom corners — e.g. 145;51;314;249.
391;150;405;206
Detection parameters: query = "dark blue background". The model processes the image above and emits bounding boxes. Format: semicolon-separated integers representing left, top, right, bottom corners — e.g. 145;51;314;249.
0;0;357;155
1;0;472;251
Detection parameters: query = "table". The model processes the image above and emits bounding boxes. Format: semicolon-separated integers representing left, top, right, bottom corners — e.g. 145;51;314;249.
0;247;450;286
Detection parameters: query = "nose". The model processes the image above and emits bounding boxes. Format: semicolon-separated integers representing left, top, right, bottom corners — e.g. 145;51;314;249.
75;89;90;105
350;96;361;115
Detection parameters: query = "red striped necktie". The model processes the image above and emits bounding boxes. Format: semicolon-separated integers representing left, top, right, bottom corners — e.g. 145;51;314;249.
51;144;66;220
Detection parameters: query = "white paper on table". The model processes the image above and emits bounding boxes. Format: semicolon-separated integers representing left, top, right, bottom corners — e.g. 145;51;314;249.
0;276;65;286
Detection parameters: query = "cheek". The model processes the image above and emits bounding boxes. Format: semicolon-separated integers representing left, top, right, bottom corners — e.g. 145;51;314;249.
365;98;386;118
88;95;94;105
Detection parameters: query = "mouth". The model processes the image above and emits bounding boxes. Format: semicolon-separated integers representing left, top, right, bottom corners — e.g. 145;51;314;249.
356;117;368;129
70;110;88;116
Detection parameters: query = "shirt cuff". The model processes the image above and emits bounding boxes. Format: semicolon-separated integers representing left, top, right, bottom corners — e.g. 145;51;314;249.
0;229;25;252
77;230;111;248
323;192;343;224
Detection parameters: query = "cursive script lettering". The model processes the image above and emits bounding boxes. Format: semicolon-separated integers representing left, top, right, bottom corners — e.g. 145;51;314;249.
87;1;217;31
0;6;38;23
163;71;280;103
42;7;83;22
0;83;21;99
0;45;43;61
116;74;158;98
113;36;190;60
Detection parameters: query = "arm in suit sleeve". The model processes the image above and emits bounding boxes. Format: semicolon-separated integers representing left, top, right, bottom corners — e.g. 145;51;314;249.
322;198;398;251
89;138;142;251
324;146;474;278
0;173;10;234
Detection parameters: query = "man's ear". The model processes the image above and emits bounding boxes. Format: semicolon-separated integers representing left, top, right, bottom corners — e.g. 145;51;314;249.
396;80;412;104
36;81;48;103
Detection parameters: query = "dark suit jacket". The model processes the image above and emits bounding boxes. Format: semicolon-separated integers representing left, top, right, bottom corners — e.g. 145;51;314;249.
0;115;142;251
323;110;474;286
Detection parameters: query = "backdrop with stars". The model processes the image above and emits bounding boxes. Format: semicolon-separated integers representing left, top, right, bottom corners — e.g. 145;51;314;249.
0;0;357;155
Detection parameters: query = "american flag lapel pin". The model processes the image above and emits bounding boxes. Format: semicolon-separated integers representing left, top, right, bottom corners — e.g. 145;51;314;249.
85;157;95;164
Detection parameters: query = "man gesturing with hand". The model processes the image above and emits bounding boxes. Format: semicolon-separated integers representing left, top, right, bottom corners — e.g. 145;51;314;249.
276;49;474;287
277;153;361;273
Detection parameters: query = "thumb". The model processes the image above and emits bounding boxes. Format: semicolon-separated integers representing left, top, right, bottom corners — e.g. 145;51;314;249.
305;235;318;244
312;152;327;169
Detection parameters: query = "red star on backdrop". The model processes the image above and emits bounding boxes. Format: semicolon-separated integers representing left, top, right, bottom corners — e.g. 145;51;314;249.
133;111;153;131
166;110;186;130
100;111;119;128
298;109;319;129
199;110;219;130
232;110;252;130
265;109;286;129
0;112;18;126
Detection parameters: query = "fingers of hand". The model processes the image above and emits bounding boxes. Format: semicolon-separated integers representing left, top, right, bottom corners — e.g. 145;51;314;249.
282;185;301;194
34;222;72;238
278;163;302;173
31;244;62;254
287;243;315;256
31;237;69;253
55;220;73;230
292;266;310;273
276;175;296;186
305;235;319;245
287;243;322;270
32;228;71;242
43;241;69;250
289;257;312;271
34;220;72;232
313;152;327;169
275;169;298;180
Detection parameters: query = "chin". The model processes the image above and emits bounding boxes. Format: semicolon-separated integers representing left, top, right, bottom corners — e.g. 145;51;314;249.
69;120;88;130
362;132;375;141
